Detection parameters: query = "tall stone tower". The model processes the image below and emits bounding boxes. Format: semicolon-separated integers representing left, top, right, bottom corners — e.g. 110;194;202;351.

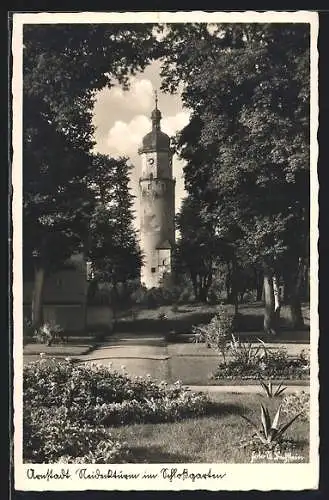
138;92;175;288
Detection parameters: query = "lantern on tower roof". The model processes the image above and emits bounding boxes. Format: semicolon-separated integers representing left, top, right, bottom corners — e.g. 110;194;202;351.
139;91;170;154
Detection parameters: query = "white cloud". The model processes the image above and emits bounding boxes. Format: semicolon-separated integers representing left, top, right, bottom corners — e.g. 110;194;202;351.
106;115;150;157
106;110;191;158
110;78;154;112
162;111;191;136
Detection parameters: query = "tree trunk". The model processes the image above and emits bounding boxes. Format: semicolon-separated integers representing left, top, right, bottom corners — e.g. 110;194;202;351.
199;274;211;302
111;283;119;332
283;283;289;304
192;272;212;303
272;274;281;325
191;273;198;301
289;294;304;329
31;266;45;328
285;260;305;329
256;270;264;301
202;272;213;303
225;262;232;301
263;270;277;335
199;286;208;302
299;262;310;302
231;258;239;315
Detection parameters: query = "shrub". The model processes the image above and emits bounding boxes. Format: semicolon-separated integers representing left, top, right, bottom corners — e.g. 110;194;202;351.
162;274;195;304
94;391;210;426
130;286;147;306
281;392;310;422
159;287;175;306
144;288;164;308
260;348;310;380
193;306;236;364
178;288;195;304
23;359;211;462
176;279;195;304
207;269;225;305
24;359;211;422
23;405;129;463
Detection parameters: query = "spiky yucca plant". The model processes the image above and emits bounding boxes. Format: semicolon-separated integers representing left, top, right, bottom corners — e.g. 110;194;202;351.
242;403;301;446
259;380;287;398
229;334;268;366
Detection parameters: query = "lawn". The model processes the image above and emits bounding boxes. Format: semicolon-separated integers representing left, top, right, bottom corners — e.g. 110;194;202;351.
23;340;96;356
116;301;310;336
109;393;310;464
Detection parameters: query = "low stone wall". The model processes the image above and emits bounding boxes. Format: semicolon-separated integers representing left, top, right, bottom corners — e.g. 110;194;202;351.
86;305;114;331
43;304;85;332
23;303;114;334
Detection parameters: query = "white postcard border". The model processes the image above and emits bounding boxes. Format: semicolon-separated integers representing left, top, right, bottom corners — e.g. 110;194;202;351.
12;10;319;491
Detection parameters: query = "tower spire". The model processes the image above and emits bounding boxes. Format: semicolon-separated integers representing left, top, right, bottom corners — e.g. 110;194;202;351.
151;89;161;130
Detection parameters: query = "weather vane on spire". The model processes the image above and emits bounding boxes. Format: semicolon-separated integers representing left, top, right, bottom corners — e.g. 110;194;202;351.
154;89;158;109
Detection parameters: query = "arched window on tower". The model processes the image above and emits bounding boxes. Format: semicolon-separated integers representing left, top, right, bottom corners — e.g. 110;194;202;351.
149;173;153;181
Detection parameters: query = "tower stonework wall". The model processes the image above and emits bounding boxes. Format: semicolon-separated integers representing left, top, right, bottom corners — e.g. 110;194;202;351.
138;97;175;288
139;178;175;288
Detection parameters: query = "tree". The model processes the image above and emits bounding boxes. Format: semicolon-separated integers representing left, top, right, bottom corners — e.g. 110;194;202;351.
160;23;310;332
23;24;157;326
175;197;231;303
87;154;142;290
23;101;93;325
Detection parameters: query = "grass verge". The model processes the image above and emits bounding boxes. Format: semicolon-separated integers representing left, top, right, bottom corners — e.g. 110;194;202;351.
109;393;309;463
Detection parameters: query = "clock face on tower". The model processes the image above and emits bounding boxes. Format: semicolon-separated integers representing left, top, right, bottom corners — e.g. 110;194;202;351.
148;157;155;166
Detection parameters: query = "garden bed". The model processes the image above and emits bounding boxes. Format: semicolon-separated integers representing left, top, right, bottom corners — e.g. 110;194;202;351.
191;313;310;383
212;352;310;382
23;358;211;463
23;358;310;464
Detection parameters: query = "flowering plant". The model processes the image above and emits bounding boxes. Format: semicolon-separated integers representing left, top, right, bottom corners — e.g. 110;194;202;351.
33;321;64;346
24;359;211;424
23;359;211;462
23;405;129;463
281;391;310;422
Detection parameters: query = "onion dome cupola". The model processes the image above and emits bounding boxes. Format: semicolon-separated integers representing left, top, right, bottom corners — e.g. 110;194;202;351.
139;91;170;153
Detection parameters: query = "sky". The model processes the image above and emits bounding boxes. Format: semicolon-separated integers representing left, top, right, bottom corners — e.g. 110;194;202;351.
92;59;190;230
